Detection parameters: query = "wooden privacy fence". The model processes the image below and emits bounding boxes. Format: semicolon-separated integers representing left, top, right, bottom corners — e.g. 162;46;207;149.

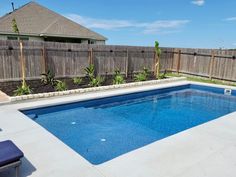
170;48;236;81
0;40;236;82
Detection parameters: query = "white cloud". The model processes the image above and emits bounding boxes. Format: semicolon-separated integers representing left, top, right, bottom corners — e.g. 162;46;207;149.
143;20;189;34
67;14;136;30
66;14;189;34
191;0;205;6
233;43;236;46
224;17;236;21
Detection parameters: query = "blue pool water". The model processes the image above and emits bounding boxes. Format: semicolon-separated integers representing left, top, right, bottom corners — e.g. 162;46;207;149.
22;84;236;164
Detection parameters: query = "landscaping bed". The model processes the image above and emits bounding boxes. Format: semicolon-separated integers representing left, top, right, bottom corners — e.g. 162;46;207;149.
0;74;157;97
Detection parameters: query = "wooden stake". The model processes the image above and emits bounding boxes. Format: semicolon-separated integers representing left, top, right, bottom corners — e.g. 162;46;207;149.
20;41;26;87
154;52;158;77
156;55;160;78
153;51;156;74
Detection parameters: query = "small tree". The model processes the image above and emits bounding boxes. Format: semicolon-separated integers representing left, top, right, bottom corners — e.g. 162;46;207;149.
12;18;26;88
155;41;161;78
12;18;30;95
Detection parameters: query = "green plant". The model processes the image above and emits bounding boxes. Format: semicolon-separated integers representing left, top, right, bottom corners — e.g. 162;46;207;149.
73;77;82;85
14;82;32;96
134;67;149;82
155;41;162;78
89;76;104;87
41;70;56;86
113;69;125;84
84;64;104;87
158;73;166;79
55;80;67;91
143;67;150;76
157;70;167;79
134;73;147;81
84;64;95;80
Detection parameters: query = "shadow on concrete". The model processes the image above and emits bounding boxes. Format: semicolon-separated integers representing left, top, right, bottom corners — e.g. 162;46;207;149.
0;157;36;177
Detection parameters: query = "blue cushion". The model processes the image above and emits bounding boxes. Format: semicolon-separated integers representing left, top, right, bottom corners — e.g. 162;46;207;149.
0;140;24;166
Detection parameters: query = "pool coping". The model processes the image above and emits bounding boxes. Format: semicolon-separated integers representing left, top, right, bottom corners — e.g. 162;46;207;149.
1;80;236;177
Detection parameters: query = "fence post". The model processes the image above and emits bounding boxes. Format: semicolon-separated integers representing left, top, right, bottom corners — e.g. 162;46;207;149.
88;48;93;65
171;49;174;72
88;48;90;65
41;46;46;74
209;50;215;80
177;49;181;74
125;49;129;77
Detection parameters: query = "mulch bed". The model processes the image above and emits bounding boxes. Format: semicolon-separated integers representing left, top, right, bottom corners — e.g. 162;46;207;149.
0;75;157;96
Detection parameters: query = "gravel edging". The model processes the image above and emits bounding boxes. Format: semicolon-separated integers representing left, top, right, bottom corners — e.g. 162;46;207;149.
9;77;186;103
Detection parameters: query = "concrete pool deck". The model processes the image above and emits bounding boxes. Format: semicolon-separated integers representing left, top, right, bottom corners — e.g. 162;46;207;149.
0;90;10;103
0;80;236;177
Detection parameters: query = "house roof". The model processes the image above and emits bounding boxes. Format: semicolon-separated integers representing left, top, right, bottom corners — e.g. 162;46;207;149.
0;1;107;41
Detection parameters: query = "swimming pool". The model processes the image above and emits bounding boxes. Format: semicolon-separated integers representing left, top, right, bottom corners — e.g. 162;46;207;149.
22;84;236;165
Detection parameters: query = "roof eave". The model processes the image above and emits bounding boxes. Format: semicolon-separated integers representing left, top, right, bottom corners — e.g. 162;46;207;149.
40;33;107;41
0;31;107;41
0;31;40;37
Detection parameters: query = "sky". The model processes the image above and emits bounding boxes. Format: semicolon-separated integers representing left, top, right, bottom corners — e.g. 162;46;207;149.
0;0;236;49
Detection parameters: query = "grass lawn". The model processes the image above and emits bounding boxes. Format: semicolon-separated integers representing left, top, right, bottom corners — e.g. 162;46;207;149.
165;72;236;87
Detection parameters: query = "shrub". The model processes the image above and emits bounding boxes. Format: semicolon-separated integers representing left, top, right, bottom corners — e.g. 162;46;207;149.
41;70;56;86
113;69;125;84
89;76;104;87
14;82;32;96
73;77;82;85
134;67;149;82
55;80;67;91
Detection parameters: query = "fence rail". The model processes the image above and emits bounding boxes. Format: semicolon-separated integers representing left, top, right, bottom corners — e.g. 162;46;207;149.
0;40;236;82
